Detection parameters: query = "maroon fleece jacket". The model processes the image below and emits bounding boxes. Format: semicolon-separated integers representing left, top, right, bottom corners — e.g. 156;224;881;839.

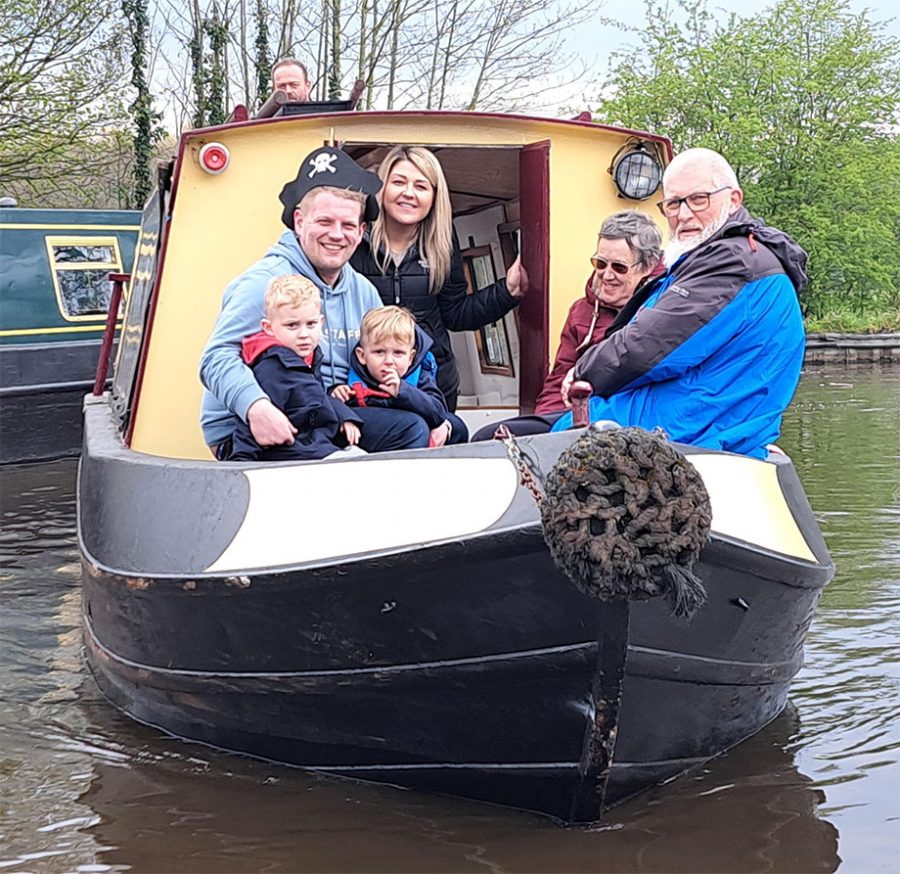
533;275;620;414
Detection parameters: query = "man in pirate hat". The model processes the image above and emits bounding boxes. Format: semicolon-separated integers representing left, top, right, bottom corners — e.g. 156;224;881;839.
200;146;432;455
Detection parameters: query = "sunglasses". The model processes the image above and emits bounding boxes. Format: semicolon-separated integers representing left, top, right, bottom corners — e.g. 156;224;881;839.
590;256;638;276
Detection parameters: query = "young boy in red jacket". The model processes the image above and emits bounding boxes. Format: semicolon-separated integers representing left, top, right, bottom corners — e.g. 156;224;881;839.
227;275;363;461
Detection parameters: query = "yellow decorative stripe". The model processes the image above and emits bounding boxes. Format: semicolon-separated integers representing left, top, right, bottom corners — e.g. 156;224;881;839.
0;324;119;337
0;223;141;231
687;454;816;562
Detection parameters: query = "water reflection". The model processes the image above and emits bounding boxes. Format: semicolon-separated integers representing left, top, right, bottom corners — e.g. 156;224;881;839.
1;365;898;872
66;708;836;874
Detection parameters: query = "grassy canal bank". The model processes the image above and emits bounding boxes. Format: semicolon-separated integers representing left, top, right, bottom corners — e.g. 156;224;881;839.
803;308;900;363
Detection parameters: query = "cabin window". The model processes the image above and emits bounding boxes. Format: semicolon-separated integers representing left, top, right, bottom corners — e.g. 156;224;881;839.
461;245;515;377
45;236;126;321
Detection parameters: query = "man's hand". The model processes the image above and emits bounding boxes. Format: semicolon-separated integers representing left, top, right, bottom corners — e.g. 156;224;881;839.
506;256;529;300
331;384;353;402
342;421;361;445
560;367;576;409
378;369;401;398
247;398;297;446
429;420;452;447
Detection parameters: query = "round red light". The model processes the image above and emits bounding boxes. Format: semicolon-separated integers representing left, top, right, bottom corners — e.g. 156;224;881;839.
199;143;230;175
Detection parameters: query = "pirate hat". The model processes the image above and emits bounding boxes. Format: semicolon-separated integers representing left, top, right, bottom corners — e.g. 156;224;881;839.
278;147;382;227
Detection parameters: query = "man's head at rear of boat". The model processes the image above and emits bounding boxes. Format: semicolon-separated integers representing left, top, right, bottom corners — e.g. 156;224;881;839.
271;58;312;102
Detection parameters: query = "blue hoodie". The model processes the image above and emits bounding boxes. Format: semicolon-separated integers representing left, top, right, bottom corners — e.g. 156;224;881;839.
200;230;382;445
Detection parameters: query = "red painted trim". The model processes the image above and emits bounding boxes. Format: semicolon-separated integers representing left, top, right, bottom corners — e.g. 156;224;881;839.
94;274;129;395
518;140;551;414
178;110;673;158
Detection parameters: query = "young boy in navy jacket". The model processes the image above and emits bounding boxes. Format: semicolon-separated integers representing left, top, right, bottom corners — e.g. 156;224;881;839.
228;275;363;461
332;307;468;446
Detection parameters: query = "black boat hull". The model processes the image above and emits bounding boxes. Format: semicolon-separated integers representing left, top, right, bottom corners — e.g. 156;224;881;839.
80;403;831;821
0;340;110;464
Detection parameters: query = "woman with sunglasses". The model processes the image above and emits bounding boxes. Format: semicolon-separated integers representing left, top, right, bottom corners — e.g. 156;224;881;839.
350;145;525;412
472;210;662;439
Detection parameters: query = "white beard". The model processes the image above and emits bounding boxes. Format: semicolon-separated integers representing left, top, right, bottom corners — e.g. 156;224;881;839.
664;202;733;268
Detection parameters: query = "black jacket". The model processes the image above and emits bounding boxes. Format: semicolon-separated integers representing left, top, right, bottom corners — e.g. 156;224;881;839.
230;335;362;462
350;230;518;409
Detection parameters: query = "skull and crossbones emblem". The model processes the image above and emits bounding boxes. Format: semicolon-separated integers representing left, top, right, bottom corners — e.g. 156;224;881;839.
307;152;338;178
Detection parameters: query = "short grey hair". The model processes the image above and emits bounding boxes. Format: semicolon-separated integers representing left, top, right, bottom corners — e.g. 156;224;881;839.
598;210;663;269
272;58;310;82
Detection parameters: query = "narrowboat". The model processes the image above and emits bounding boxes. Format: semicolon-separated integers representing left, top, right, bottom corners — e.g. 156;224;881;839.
78;107;834;823
0;206;140;464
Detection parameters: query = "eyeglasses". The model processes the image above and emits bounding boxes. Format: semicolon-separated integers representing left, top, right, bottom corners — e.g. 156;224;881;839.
590;256;638;275
657;186;731;217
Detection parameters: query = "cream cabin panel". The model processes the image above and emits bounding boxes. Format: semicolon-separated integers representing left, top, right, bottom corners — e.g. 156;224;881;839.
130;114;669;458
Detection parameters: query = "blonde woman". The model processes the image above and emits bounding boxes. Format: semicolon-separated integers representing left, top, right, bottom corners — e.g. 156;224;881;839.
350;145;525;411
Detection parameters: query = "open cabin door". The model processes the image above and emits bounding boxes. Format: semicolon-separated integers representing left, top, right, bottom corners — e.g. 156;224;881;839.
451;140;550;416
517;140;550;415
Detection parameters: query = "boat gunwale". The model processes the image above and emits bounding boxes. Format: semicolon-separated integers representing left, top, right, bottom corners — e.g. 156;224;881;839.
178;108;674;157
79;397;835;587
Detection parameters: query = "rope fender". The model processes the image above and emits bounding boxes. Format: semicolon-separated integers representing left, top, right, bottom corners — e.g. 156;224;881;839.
540;426;712;619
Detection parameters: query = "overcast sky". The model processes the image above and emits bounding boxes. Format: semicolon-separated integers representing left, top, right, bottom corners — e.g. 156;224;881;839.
543;0;897;115
581;0;899;53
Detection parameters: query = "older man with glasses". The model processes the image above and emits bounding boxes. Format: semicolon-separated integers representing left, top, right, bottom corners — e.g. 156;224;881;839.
552;147;808;459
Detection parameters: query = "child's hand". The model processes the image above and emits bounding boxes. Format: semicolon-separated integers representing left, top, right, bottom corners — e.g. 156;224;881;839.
342;421;361;445
430;420;452;447
378;369;401;397
331;384;353;402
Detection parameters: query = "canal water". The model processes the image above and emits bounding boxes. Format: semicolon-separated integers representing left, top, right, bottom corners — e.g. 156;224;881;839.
1;364;897;873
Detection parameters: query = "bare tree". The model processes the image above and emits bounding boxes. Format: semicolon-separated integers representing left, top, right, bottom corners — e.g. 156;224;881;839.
143;0;596;136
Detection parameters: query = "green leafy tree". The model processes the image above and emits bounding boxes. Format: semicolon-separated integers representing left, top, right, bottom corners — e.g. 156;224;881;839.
328;0;342;99
0;0;130;205
596;0;900;322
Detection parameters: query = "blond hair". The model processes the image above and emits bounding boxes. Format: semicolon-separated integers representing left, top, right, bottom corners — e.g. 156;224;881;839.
297;185;367;220
370;146;452;293
360;306;416;349
264;274;321;318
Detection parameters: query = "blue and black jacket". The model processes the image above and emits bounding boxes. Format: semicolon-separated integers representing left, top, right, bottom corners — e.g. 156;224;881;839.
229;333;362;462
553;208;808;459
345;325;450;430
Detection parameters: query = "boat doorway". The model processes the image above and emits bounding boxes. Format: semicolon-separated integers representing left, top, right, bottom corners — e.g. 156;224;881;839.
343;141;549;432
